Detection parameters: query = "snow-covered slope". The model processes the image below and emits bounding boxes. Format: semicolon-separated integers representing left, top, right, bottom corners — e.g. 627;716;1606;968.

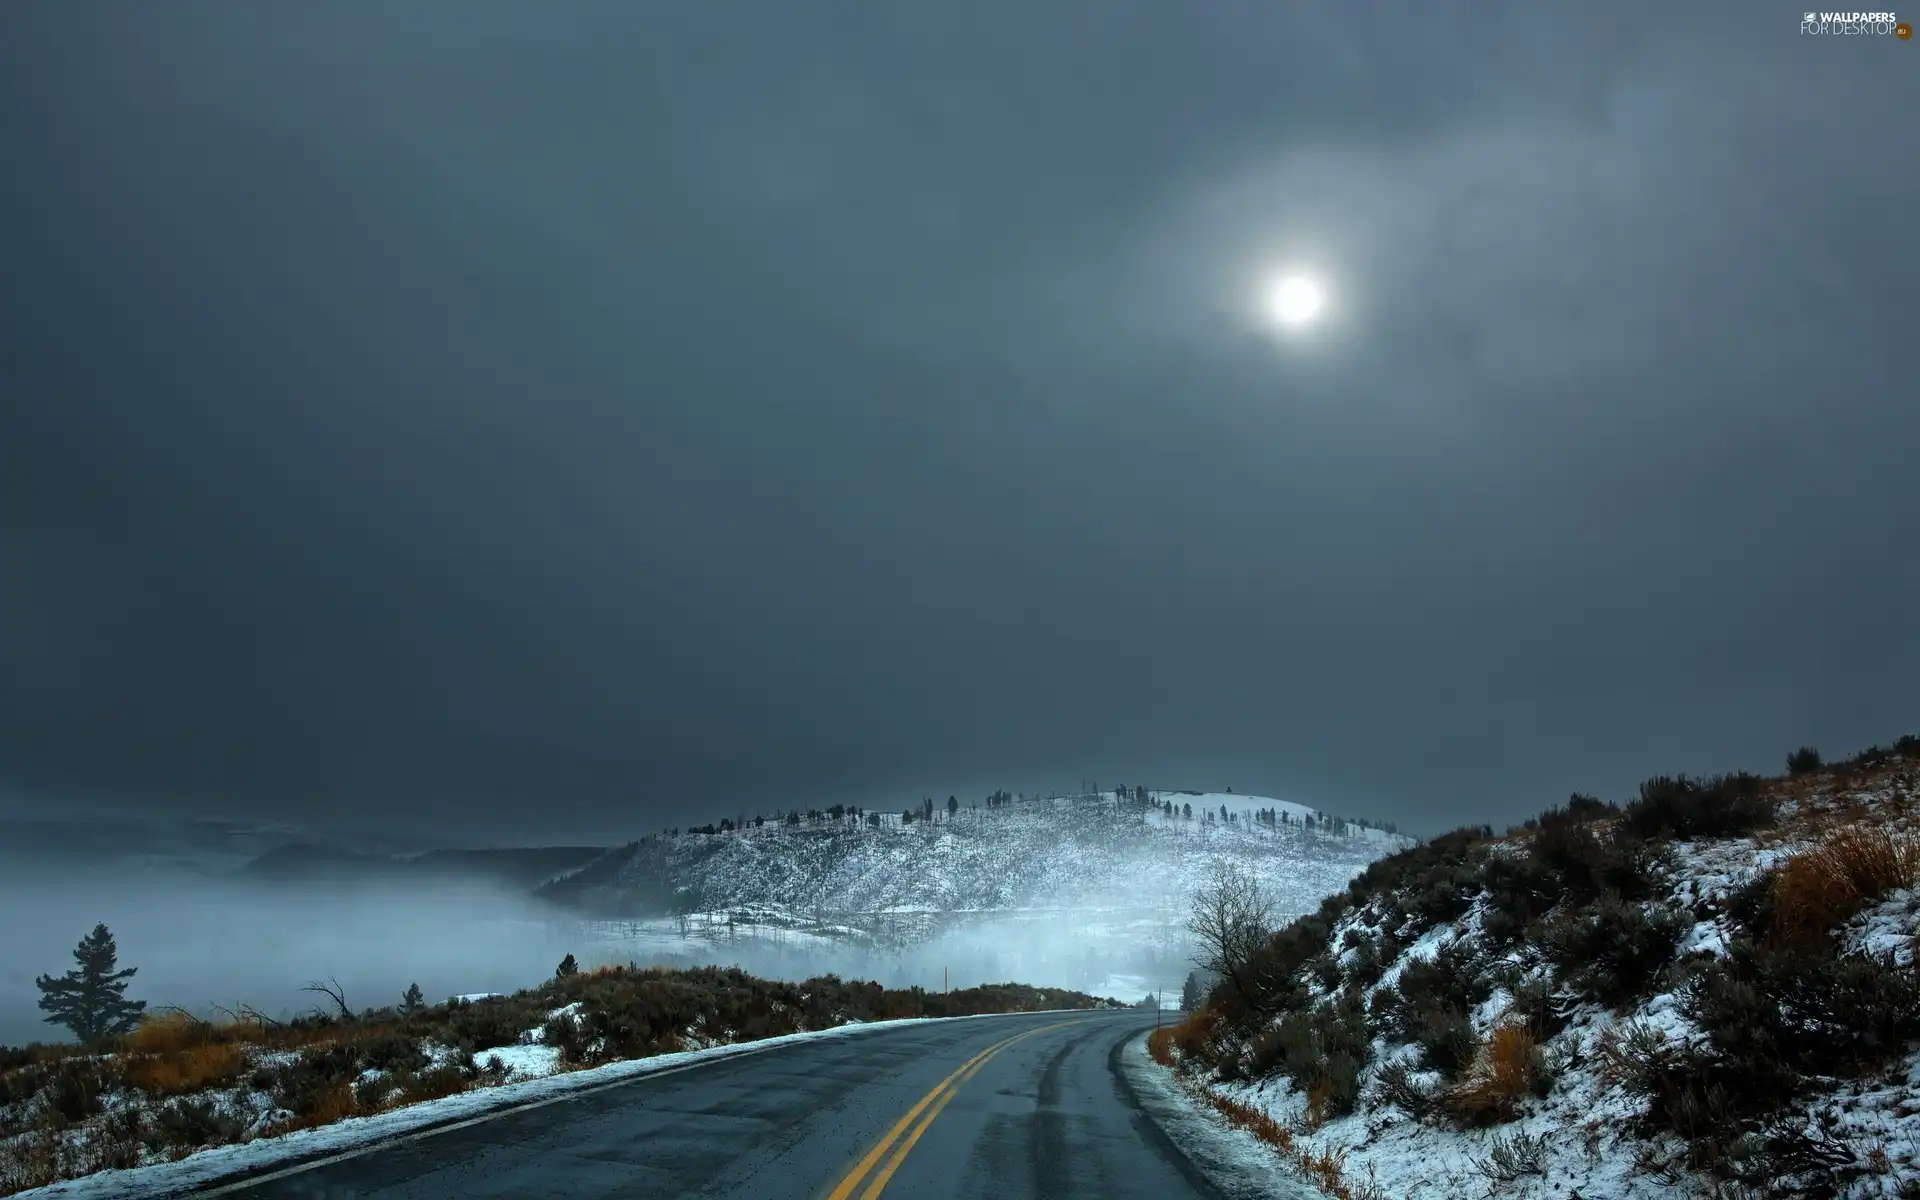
1155;743;1920;1199
544;791;1405;922
534;791;1409;1005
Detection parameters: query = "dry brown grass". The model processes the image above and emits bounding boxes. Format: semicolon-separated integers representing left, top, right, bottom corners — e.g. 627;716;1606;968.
122;1042;249;1097
1448;1022;1537;1125
121;1007;364;1057
290;1082;357;1131
1166;1009;1217;1064
1145;1025;1177;1067
1772;821;1920;948
1304;1075;1338;1128
125;1011;215;1055
1187;1084;1386;1200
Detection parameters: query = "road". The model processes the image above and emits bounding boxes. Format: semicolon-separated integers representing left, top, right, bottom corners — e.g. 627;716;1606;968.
201;1010;1226;1199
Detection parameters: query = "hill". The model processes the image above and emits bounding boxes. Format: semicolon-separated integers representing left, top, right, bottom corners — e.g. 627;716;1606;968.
543;790;1402;918
1150;735;1920;1199
535;789;1410;1002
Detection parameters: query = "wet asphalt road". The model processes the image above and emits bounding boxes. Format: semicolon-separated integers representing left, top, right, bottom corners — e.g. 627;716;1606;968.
201;1010;1222;1199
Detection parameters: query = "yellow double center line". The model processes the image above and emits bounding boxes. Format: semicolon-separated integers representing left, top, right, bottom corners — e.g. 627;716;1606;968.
825;1019;1077;1200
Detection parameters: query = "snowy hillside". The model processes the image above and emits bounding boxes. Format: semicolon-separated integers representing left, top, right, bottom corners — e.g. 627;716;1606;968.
543;790;1405;923
535;790;1409;1005
1151;738;1920;1199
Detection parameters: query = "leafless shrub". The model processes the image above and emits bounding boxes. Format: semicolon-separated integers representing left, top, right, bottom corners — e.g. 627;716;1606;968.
1187;863;1274;1009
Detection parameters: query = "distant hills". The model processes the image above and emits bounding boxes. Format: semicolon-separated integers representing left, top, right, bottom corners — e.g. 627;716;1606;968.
0;796;603;890
235;843;607;889
0;804;422;876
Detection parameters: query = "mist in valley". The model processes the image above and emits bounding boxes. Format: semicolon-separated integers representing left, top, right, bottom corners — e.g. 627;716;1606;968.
1;862;580;1046
0;857;1200;1046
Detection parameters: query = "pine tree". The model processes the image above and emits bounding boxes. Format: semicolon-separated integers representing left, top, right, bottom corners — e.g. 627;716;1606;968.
36;923;145;1045
1179;970;1206;1013
555;953;579;979
401;982;426;1017
947;795;959;818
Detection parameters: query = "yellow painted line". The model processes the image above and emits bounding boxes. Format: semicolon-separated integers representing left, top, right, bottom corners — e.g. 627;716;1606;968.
821;1037;1009;1200
856;1023;1061;1200
828;1019;1077;1200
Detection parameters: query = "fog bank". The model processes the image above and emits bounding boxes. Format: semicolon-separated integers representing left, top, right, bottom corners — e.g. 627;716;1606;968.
2;866;1194;1044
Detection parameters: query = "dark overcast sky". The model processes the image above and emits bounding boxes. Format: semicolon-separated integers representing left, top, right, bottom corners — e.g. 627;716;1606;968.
3;3;1915;843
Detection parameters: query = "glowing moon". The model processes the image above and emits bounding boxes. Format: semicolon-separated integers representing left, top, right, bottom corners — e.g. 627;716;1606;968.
1267;275;1326;328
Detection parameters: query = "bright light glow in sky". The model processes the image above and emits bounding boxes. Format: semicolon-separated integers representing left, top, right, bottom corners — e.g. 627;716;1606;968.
1266;274;1326;329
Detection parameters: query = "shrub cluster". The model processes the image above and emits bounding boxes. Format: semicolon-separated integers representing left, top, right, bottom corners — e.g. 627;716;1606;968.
1248;993;1371;1122
1618;939;1920;1186
1541;893;1690;1009
1375;941;1491;1046
1481;803;1659;952
248;1029;481;1125
1620;773;1775;841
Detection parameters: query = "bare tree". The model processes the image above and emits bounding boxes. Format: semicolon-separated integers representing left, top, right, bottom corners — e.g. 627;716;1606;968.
301;977;352;1021
212;1002;283;1032
1185;863;1272;1010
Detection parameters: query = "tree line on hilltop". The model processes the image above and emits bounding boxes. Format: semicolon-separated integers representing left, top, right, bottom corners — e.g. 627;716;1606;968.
646;784;1398;841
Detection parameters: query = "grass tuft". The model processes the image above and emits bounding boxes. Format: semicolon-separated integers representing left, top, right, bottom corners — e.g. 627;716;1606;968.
1447;1023;1539;1126
1772;823;1920;949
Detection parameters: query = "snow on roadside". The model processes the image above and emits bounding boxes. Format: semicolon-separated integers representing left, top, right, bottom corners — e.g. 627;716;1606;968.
473;1043;562;1081
11;1009;1092;1200
1116;1033;1324;1200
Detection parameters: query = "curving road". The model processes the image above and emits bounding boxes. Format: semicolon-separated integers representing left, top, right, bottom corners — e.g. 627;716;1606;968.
196;1011;1226;1199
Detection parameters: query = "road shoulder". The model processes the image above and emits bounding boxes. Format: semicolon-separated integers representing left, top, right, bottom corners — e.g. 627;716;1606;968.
1112;1029;1327;1200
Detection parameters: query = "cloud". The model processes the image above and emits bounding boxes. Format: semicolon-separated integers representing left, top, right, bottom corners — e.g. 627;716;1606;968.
1;2;1915;841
